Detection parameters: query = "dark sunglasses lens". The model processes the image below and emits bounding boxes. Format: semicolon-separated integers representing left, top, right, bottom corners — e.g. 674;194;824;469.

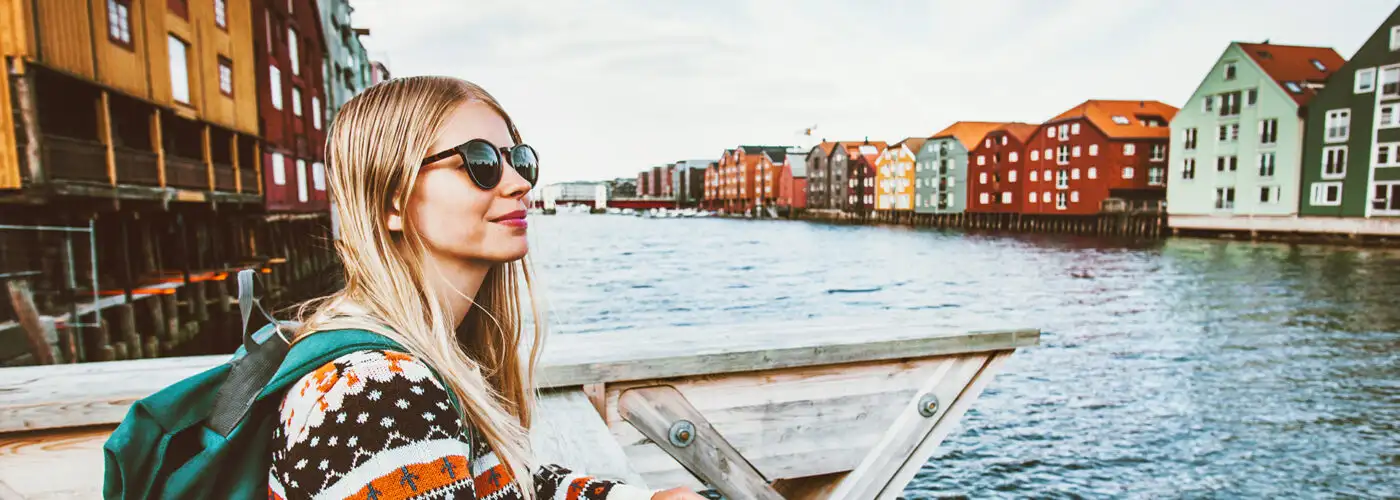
512;145;539;185
461;141;502;189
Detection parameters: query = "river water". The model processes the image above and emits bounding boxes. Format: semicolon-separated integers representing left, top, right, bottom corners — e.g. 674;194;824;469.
528;214;1399;499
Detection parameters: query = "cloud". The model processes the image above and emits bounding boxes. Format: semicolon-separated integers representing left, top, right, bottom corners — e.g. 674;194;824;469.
346;0;1394;183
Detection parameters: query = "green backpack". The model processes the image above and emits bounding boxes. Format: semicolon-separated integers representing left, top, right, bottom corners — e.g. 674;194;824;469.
102;269;408;499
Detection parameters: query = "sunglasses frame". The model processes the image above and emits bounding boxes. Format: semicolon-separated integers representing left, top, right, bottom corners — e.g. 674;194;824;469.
420;138;539;190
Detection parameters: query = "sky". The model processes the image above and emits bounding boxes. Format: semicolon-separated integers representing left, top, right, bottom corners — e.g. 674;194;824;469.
347;0;1397;184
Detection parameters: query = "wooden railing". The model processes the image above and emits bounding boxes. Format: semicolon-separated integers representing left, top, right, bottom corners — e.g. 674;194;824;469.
41;136;107;183
113;147;160;186
165;156;207;189
239;167;259;193
212;163;236;192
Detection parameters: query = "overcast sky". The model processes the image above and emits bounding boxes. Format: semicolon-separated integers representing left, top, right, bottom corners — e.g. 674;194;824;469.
348;0;1396;184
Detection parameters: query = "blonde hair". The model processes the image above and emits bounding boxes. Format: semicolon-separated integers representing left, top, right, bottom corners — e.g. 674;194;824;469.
294;76;543;496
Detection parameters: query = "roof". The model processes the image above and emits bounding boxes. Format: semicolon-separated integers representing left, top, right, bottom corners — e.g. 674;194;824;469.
812;142;839;156
844;141;885;162
894;137;928;155
930;122;1007;150
1047;100;1180;139
1236;42;1345;106
788;151;809;177
994;123;1039;143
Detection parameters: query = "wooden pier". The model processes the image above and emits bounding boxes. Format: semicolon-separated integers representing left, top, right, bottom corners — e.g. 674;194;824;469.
797;209;1167;238
0;319;1038;499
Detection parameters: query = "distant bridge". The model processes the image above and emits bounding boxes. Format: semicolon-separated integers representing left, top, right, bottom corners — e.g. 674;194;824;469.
533;197;679;210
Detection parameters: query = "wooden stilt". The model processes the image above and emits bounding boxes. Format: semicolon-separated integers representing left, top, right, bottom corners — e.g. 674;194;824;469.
118;304;141;359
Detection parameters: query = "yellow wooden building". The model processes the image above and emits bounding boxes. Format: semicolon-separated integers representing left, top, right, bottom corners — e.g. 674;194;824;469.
874;138;925;212
0;0;260;199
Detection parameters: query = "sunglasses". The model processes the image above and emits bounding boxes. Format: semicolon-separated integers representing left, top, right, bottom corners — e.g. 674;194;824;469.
420;139;539;190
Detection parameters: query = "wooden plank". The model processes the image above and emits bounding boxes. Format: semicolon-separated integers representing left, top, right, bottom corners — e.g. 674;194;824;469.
98;90;115;185
5;281;55;365
152;109;165;187
618;385;781;500
0;321;1037;433
13;72;42;184
0;427;110;499
531;388;647;487
0;53;21;190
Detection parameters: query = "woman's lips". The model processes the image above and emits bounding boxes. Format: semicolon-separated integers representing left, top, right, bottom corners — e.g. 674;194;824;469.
492;210;528;228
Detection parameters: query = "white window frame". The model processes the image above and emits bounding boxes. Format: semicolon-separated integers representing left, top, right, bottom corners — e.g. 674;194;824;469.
1030;150;1039;161
1148;167;1164;186
312;162;326;191
1088;167;1097;179
1224;61;1237;80
1258;152;1276;177
979;192;990;204
1056;145;1069;164
167;36;191;104
1009;151;1019;162
1182;158;1196;180
1071;123;1081;135
1124;144;1136;156
979;172;988;184
977;155;986;166
1150;144;1166;161
1376;142;1400;168
269;65;283;109
1046;127;1055;138
1382;67;1400;99
312;96;322;129
217;58;233;96
271;152;286;185
1044;148;1052;161
1030;192;1038;203
1122;166;1135;179
1375;181;1400;214
1379;104;1400;129
1058;124;1069;141
1260;185;1279;204
1215;187;1236;210
1070;191;1079;203
1001;192;1012;204
1055;192;1067;210
1088;144;1098;156
1072;145;1081;158
1322;146;1347;179
292;88;303;116
1311;182;1342;206
1259;118;1278;145
1071;168;1080;180
288;27;301;75
1391;26;1400;51
1030;170;1038;182
108;0;132;45
1056;170;1068;189
1043;169;1051;181
1357;67;1377;93
295;159;308;202
1008;170;1017;182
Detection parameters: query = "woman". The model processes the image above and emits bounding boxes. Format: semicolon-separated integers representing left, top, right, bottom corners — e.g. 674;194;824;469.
268;77;700;500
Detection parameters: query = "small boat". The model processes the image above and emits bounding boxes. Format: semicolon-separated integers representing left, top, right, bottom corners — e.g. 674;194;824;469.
0;318;1038;499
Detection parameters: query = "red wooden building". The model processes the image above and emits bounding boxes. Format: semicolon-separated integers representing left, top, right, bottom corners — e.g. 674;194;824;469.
844;141;885;216
968;123;1039;213
254;0;329;213
1021;100;1179;215
757;149;808;211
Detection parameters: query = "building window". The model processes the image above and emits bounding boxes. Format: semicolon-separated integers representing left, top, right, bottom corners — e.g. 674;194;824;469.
1044;148;1052;161
1182;128;1197;150
1215;187;1235;209
1311;182;1342;206
979;172;987;184
107;0;134;48
1001;136;1008;146
1058;124;1070;140
1220;91;1241;116
1392;26;1400;50
1124;144;1136;156
1046;127;1055;138
296;159;309;202
1056;192;1067;209
1002;192;1012;204
977;155;986;166
1203;95;1214;112
1030;170;1038;182
984;138;991;148
1182;158;1196;180
1380;104;1400;129
1357;68;1376;93
1322;146;1347;178
1122;166;1135;179
1008;170;1017;182
1259;119;1278;145
1377;142;1400;167
271;152;286;185
1286;82;1303;94
1258;152;1276;177
269;65;283;109
1148;167;1164;185
214;0;228;28
1383;68;1400;98
1216;155;1239;172
1071;168;1080;180
1247;89;1258;107
292;87;302;116
1072;146;1081;158
168;0;189;19
1071;123;1081;135
1375;182;1400;213
1043;169;1051;181
1070;191;1079;203
168;36;192;104
288;27;301;75
1088;167;1097;179
980;192;990;204
1150;144;1165;161
1030;150;1039;161
1009;151;1019;162
1112;115;1130;125
1030;192;1038;203
1057;145;1069;164
217;56;234;96
1260;185;1279;204
313;162;326;191
1218;123;1240;142
312;96;322;129
1224;61;1237;80
1056;169;1068;188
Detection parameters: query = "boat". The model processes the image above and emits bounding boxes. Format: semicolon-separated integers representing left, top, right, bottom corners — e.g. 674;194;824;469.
0;318;1038;499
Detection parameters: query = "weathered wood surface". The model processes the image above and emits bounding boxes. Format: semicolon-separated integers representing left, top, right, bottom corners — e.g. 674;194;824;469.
619;385;782;500
530;388;647;487
0;427;109;499
0;320;1037;433
4;281;57;365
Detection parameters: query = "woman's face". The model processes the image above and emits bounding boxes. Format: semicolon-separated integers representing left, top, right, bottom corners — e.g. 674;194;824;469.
398;100;531;265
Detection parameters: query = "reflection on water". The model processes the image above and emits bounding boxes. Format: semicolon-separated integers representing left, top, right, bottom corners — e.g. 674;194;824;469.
530;215;1400;498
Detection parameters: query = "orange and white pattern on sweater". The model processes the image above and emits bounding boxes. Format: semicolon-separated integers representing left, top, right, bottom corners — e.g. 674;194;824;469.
269;349;653;500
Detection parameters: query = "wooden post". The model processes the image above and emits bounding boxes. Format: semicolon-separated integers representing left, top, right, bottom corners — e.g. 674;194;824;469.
98;91;117;184
6;280;58;364
118;303;141;359
231;133;242;192
202;125;214;191
152;109;166;187
160;293;180;352
14;71;44;184
146;292;166;341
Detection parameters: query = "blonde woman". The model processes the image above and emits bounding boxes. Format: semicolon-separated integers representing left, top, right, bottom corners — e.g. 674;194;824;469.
269;77;700;500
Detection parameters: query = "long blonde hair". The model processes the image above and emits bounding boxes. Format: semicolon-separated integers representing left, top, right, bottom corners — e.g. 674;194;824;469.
294;76;544;496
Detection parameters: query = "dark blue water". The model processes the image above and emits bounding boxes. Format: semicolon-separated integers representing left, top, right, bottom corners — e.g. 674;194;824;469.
530;214;1400;499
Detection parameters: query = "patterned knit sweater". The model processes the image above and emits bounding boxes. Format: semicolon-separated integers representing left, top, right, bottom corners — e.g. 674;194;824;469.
269;350;654;500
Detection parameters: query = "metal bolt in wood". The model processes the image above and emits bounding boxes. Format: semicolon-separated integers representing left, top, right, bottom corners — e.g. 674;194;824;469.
918;393;940;418
669;419;696;447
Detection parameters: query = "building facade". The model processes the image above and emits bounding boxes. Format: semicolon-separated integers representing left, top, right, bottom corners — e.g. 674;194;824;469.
844;142;882;216
316;0;373;122
968;123;1038;213
1022;101;1178;215
875;138;925;212
915;122;1004;214
805;142;835;209
1299;5;1400;230
671;159;713;206
1169;42;1343;229
254;0;330;213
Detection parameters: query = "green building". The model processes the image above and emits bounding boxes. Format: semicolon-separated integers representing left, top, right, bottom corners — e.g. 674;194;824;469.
1298;5;1400;232
1167;42;1343;232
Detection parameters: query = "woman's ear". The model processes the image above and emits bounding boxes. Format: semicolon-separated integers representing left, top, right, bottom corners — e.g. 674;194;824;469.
387;200;404;232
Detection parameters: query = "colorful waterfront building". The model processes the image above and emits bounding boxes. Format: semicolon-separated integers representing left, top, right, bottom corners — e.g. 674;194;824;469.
967;123;1038;213
703;161;719;209
758;149;808;211
316;0;373;122
1298;6;1400;233
875;138;926;212
804;142;837;209
650;165;663;197
637;170;650;197
915;122;1004;214
0;0;262;202
1168;42;1343;230
1021;101;1178;215
843;141;885;216
254;0;331;213
671;159;712;207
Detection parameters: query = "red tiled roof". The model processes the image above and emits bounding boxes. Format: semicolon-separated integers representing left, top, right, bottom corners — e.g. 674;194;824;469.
1047;100;1180;139
1237;42;1345;106
995;123;1040;143
894;137;928;154
930;122;1008;151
